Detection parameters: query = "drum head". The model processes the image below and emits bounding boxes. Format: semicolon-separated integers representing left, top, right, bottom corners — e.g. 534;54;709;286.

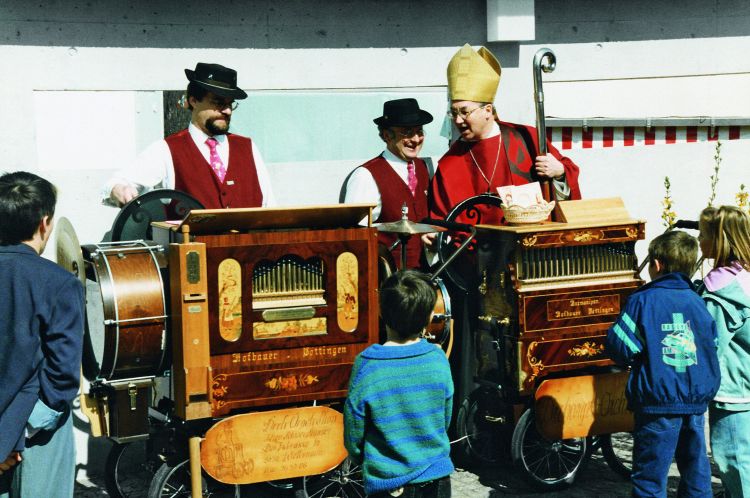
82;279;107;381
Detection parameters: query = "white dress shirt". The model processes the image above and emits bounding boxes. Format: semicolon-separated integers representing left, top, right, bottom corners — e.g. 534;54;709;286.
343;148;412;221
102;122;276;206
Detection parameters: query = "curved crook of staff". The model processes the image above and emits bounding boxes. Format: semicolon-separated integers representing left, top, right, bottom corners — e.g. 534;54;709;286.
533;48;556;204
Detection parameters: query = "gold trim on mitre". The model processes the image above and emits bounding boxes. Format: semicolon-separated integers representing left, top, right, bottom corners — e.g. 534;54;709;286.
447;43;502;103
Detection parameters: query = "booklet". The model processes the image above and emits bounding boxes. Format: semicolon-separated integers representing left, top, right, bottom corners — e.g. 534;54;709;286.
497;182;545;208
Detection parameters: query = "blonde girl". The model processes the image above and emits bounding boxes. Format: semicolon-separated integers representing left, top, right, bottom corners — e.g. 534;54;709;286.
699;205;750;498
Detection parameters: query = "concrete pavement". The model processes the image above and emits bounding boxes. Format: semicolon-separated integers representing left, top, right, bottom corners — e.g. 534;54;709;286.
74;444;723;497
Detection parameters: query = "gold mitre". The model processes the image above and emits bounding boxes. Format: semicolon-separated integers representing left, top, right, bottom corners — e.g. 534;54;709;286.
447;43;501;102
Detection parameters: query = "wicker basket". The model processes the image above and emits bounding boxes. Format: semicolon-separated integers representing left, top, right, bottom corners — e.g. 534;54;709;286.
503;201;555;225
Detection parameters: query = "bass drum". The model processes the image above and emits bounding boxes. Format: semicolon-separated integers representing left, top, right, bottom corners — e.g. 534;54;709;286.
377;244;453;357
82;241;169;381
425;277;453;357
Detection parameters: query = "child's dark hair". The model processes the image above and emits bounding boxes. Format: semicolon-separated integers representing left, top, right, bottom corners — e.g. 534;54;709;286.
379;270;437;340
648;230;698;276
0;171;57;246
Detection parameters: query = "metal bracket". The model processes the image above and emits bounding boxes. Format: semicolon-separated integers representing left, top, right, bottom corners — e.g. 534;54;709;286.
128;383;138;411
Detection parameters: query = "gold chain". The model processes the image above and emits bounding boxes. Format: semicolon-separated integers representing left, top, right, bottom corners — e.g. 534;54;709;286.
468;136;502;193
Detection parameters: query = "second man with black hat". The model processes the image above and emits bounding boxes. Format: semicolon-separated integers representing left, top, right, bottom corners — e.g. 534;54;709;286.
104;62;275;209
341;98;433;269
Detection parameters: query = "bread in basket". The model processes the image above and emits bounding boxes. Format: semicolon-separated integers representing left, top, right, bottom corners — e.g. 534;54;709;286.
503;200;555;225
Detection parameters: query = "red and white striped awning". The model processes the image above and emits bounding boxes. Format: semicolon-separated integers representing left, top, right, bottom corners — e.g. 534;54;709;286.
548;126;750;150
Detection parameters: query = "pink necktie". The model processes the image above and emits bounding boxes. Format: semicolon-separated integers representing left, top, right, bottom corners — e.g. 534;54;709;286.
407;161;417;196
205;137;227;183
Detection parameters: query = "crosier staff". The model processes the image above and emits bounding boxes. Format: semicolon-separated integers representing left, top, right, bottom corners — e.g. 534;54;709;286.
533;48;556;208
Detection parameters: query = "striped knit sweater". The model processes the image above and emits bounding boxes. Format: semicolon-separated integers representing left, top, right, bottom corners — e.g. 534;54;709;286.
344;339;454;495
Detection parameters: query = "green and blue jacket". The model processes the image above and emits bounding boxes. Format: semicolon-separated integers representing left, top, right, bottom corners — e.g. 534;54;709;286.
606;272;720;414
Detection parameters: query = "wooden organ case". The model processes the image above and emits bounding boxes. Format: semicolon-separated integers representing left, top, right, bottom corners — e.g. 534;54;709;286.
153;205;379;421
470;198;645;398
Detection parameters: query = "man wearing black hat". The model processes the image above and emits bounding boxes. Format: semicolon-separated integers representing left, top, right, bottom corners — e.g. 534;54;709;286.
104;63;275;209
341;98;433;269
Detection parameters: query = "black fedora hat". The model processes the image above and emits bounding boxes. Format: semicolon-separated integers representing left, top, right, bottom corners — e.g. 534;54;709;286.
373;98;433;127
185;63;248;100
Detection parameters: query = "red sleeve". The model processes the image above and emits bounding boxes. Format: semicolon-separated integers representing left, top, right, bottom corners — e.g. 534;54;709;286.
516;122;582;200
547;139;582;200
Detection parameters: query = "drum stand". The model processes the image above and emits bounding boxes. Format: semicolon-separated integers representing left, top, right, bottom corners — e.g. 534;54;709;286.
396;232;411;269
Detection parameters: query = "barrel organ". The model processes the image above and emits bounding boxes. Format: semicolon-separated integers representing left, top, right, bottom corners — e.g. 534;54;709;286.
472;199;646;396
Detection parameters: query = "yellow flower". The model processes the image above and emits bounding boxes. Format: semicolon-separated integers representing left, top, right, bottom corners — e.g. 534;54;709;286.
737;184;749;212
662;176;676;228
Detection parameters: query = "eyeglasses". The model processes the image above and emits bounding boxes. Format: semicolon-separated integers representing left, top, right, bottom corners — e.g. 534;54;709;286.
209;99;239;111
447;105;486;120
394;127;425;138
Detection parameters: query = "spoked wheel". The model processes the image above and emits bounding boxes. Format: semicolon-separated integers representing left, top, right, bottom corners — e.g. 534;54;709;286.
600;432;633;479
455;387;509;466
147;458;240;498
297;457;365;498
511;409;588;490
105;440;160;498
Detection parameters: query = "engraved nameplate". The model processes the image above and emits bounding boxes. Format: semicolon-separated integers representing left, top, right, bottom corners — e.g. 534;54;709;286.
261;307;316;322
546;294;620;321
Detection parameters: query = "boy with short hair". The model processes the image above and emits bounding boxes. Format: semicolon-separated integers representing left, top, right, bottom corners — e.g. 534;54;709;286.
0;171;84;497
606;230;720;498
344;270;454;498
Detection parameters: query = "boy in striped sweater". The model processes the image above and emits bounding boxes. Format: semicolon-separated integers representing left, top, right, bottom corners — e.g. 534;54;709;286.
344;270;454;497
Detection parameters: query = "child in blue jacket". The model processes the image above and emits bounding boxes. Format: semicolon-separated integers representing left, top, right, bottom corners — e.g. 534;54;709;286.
606;230;720;498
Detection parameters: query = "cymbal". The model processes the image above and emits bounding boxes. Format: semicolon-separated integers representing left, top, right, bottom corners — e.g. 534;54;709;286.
55;217;86;286
376;219;447;235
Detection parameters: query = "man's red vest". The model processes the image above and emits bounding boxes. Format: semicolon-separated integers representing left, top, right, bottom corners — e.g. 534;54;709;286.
363;156;429;269
167;130;263;209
